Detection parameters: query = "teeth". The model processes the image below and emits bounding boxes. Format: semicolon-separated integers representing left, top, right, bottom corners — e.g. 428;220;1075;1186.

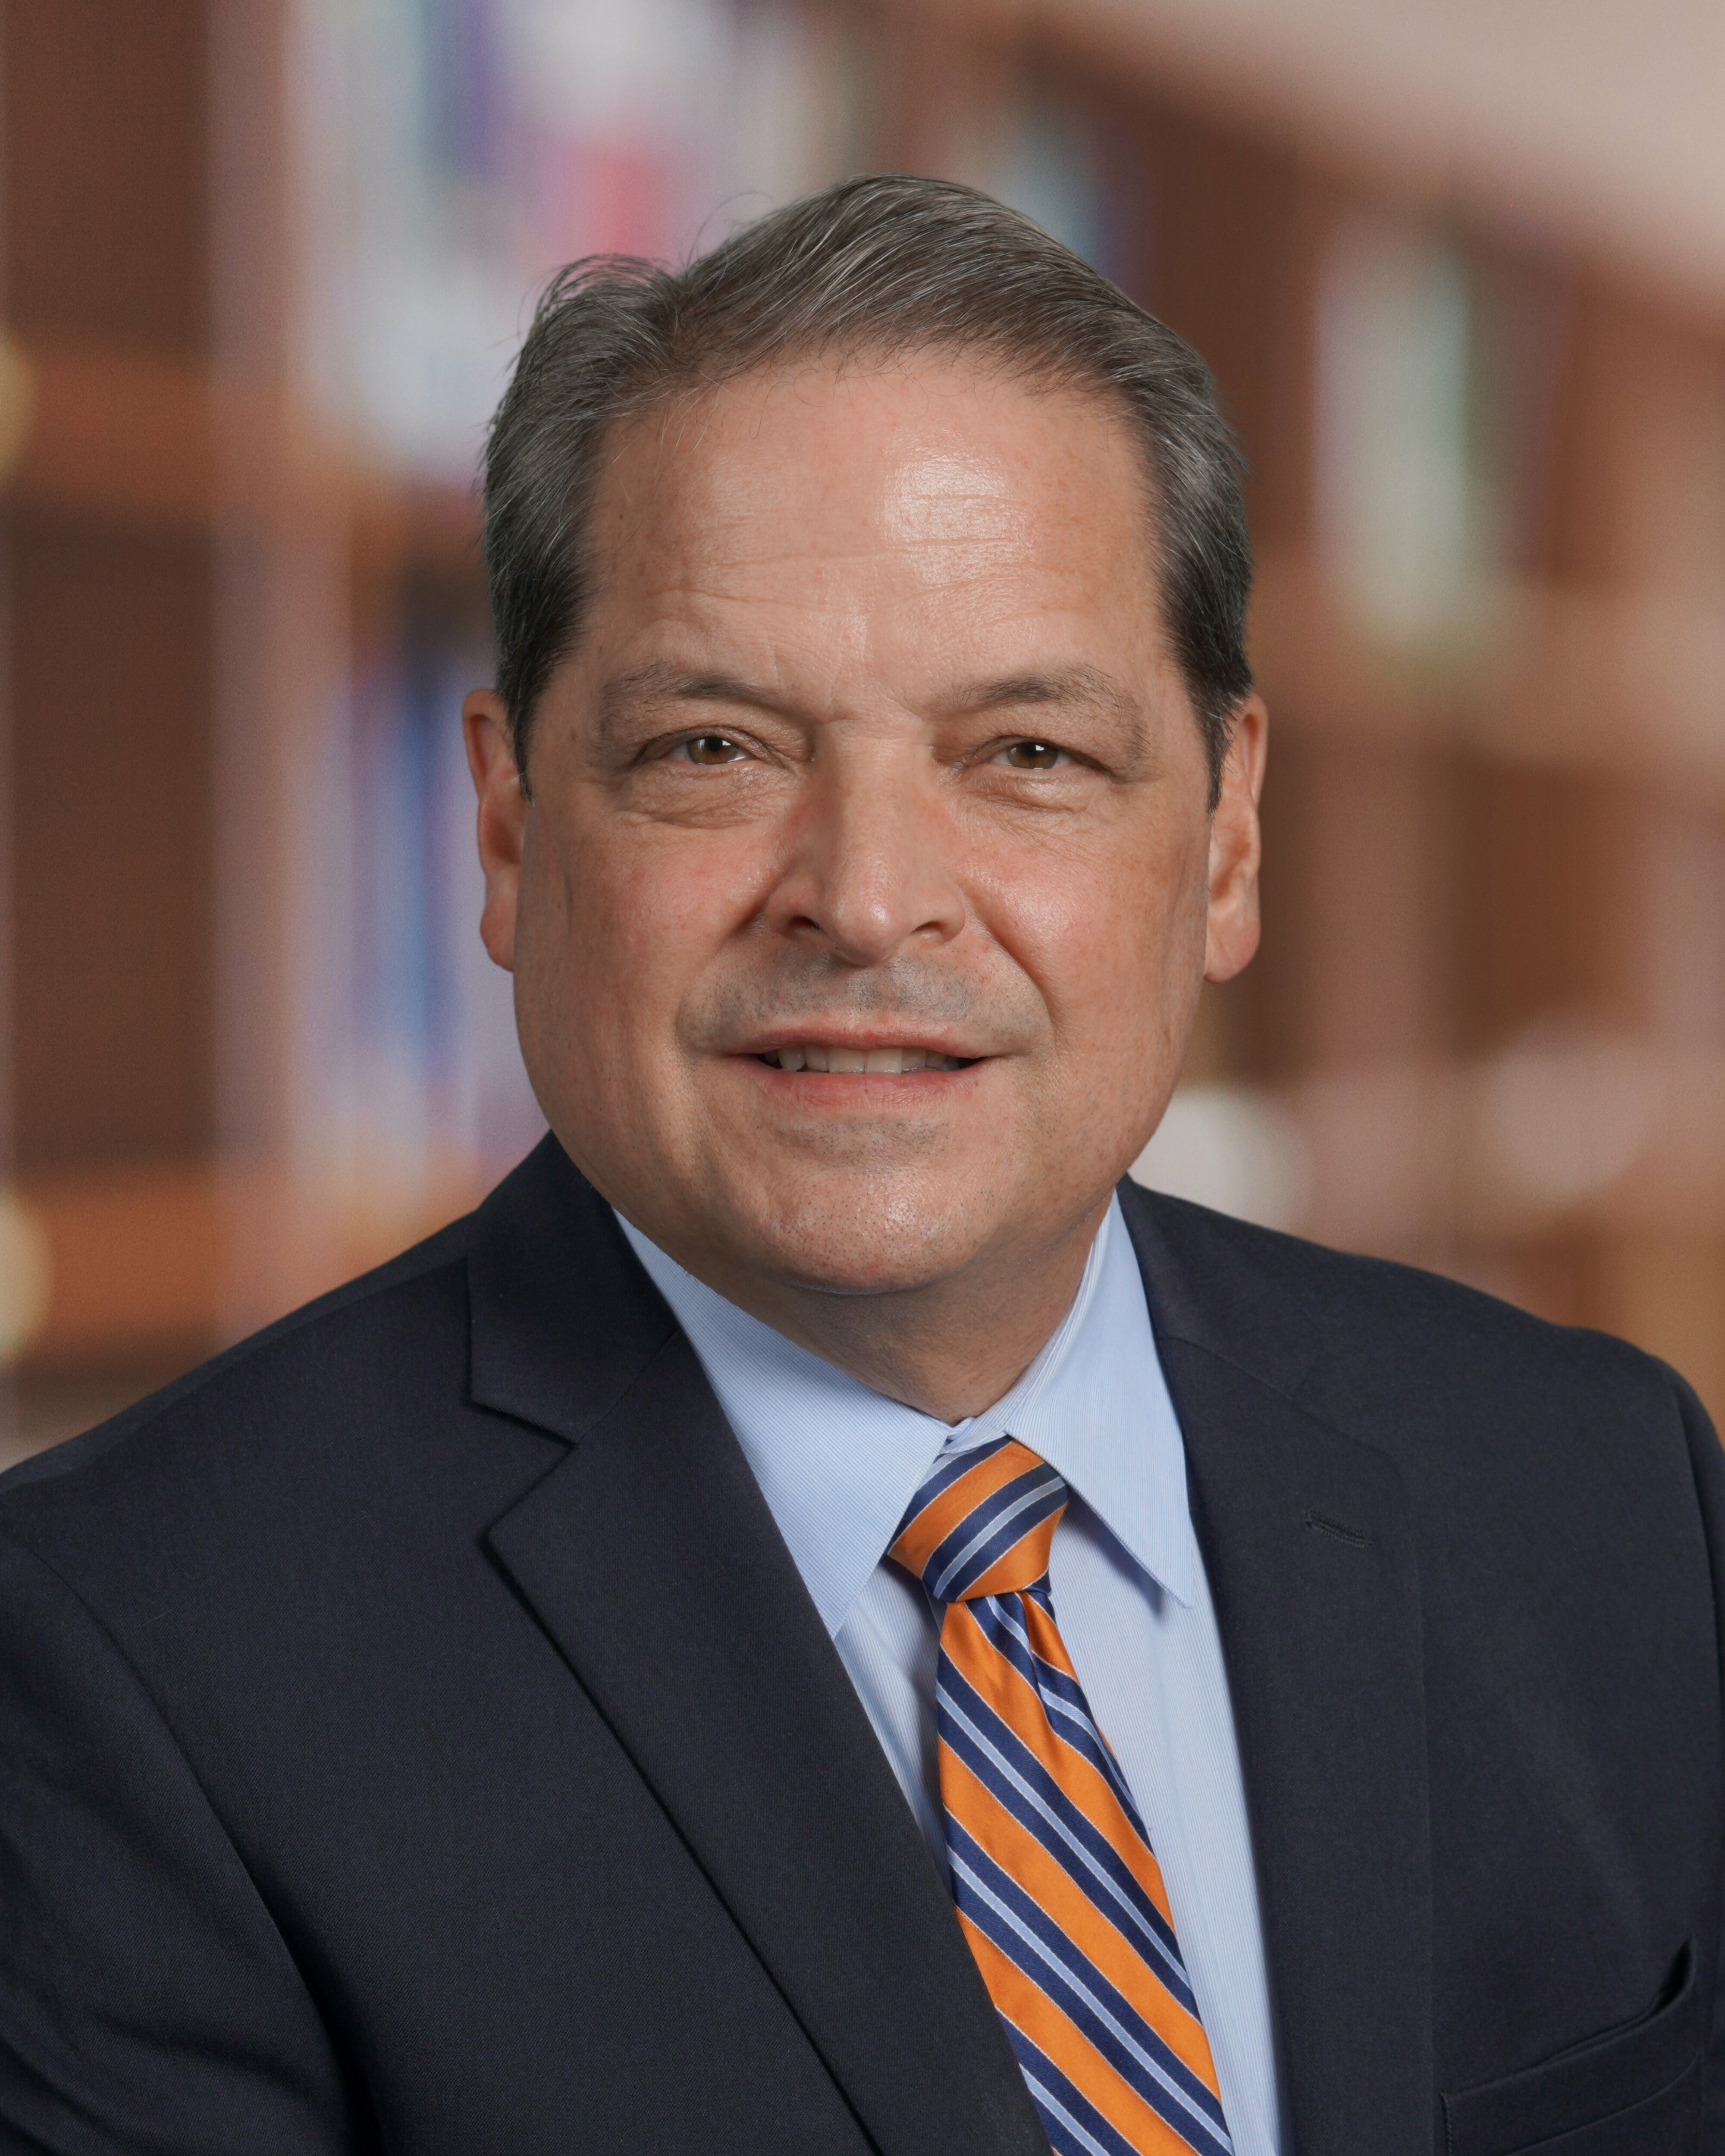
768;1044;963;1071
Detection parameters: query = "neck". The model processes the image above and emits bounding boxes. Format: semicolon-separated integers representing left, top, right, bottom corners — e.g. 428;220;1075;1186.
677;1198;1112;1423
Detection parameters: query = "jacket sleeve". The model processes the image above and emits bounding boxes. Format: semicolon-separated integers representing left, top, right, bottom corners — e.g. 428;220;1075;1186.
1664;1364;1725;2154
0;1530;363;2155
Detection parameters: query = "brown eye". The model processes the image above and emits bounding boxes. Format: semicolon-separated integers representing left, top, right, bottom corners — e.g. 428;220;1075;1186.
1003;740;1062;769
684;733;745;765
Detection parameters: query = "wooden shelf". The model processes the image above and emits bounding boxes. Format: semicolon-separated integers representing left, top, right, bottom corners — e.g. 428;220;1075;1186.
9;1154;492;1375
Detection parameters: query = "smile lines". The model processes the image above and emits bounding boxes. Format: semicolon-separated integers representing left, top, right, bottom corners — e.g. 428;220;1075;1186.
758;1045;971;1073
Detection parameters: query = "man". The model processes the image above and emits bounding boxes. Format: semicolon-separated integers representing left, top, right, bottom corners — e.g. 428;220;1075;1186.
1;176;1720;2156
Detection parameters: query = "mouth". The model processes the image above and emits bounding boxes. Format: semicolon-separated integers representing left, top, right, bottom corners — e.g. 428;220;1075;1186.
753;1044;978;1074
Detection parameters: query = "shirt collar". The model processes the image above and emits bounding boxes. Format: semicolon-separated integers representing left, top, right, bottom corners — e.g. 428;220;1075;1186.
615;1194;1195;1634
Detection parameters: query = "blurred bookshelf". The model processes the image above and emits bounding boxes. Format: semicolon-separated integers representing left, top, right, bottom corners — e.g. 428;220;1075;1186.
4;0;1725;1463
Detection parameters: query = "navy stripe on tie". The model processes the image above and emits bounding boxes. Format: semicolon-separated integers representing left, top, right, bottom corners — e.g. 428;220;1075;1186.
904;1435;1230;2155
938;1669;1192;2001
969;1596;1148;1831
949;1821;1230;2147
926;1467;1067;1601
899;1435;1020;1520
1007;2025;1230;2156
938;1664;1195;2009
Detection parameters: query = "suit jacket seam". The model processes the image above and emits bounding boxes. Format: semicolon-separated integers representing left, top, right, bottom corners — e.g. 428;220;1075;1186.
466;1257;682;1445
1154;1324;1407;1476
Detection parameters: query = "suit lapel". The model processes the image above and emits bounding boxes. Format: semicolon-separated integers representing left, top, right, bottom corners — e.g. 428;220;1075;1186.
470;1141;1048;2156
468;1144;1435;2153
1121;1183;1435;2156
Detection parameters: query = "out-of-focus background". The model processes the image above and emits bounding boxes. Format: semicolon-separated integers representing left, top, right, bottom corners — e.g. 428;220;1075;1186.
4;0;1725;1463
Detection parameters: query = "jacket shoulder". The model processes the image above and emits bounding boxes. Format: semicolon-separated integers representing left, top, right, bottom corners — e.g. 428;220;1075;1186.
1118;1178;1694;1436
0;1203;483;1510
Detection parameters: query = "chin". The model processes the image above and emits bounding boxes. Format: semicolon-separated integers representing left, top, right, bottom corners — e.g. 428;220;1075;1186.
730;1177;1001;1299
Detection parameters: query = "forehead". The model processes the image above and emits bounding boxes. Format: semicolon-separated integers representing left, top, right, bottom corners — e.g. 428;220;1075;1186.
583;356;1164;661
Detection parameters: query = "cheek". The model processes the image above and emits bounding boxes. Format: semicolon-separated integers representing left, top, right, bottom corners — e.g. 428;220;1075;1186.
978;814;1210;1050
521;807;771;1042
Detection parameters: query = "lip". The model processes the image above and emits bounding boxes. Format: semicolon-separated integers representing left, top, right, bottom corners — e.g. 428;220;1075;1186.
738;1055;987;1098
731;1032;985;1062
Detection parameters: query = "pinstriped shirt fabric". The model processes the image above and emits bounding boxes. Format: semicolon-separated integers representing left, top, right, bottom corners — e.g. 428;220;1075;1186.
615;1200;1283;2156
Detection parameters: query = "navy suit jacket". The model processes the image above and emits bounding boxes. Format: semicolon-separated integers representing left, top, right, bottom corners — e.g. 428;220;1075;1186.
1;1135;1721;2154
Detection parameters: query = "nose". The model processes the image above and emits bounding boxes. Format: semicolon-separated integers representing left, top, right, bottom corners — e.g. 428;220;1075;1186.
761;737;967;966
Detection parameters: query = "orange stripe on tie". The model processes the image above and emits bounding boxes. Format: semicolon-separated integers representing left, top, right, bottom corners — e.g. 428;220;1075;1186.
941;1750;1219;2090
960;1915;1219;2156
891;1442;1040;1579
890;1435;1232;2156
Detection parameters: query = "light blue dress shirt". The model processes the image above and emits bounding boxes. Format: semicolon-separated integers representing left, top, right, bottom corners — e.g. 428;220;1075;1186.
617;1197;1283;2156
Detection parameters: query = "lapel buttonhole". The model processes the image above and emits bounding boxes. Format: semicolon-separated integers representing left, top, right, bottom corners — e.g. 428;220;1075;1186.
1305;1508;1372;1548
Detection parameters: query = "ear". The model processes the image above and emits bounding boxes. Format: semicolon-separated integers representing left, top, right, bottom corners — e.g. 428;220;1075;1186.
1203;695;1267;984
463;689;527;972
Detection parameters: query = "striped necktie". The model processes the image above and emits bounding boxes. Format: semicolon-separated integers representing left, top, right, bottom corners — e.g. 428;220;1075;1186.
891;1435;1233;2156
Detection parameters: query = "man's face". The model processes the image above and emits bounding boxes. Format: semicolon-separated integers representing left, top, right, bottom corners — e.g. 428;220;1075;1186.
466;356;1264;1303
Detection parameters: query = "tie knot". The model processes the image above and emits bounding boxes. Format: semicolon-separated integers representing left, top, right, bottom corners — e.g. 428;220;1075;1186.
890;1437;1068;1601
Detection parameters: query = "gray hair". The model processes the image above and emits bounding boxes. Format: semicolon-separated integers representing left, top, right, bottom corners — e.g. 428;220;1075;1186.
482;173;1253;802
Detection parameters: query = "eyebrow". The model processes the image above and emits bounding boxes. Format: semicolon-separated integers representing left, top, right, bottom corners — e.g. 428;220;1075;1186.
945;664;1149;765
948;664;1140;723
595;658;1146;753
596;663;794;746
